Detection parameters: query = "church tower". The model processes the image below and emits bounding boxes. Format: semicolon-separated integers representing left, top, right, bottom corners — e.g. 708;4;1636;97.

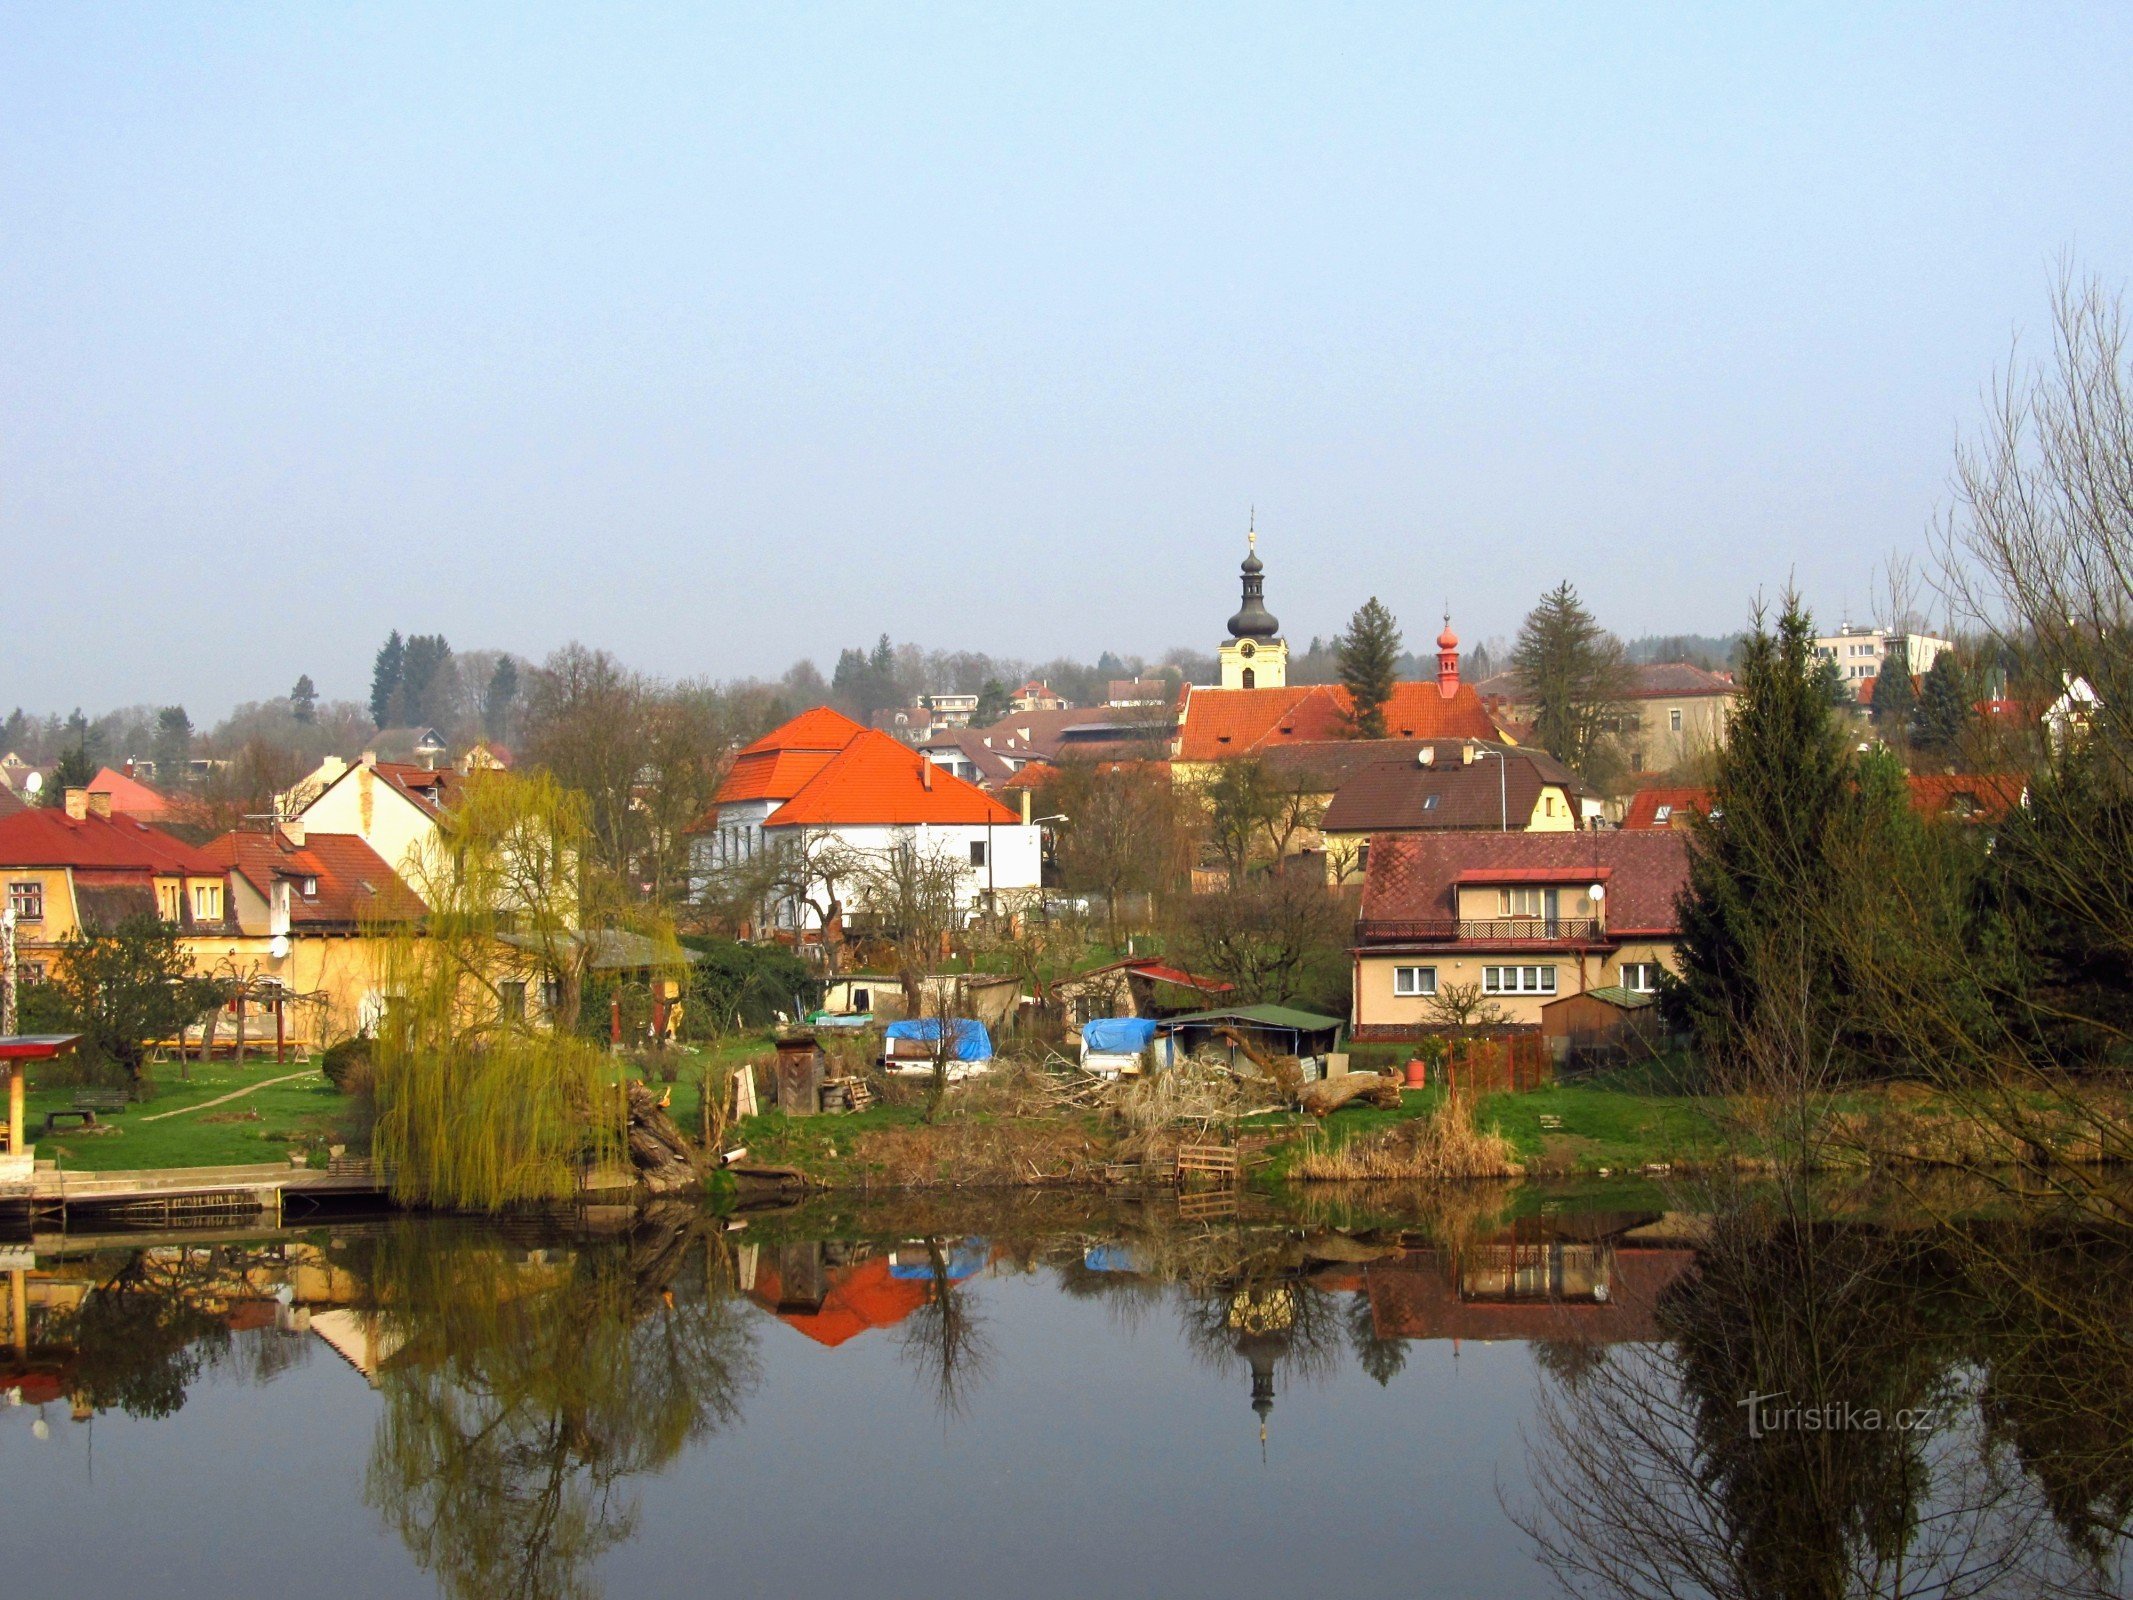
1218;523;1288;690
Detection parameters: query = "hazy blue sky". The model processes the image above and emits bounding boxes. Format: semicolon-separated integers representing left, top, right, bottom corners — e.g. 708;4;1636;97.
6;4;2132;717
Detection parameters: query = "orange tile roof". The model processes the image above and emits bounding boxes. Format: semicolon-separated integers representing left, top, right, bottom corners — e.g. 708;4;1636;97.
198;829;427;926
1175;680;1501;761
690;707;872;824
1620;787;1714;829
737;705;868;757
766;729;1018;826
1905;773;2026;822
88;766;174;819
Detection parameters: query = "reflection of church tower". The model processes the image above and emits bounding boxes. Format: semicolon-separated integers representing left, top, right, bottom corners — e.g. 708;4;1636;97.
1219;521;1288;690
1228;1281;1298;1460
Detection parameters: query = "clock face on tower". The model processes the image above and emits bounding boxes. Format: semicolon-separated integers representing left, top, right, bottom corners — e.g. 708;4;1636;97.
1239;641;1256;657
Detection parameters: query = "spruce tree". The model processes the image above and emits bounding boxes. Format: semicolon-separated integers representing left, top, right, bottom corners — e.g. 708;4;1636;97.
482;658;519;742
151;706;192;785
290;674;318;724
1510;581;1633;779
1336;597;1402;738
370;631;405;727
1871;637;1918;737
1913;653;1971;758
1669;595;1853;1063
1812;654;1852;708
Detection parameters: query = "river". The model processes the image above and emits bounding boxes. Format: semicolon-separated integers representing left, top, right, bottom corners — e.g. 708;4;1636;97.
2;1180;2127;1598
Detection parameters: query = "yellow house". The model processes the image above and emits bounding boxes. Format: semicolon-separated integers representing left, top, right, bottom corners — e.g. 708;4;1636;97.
190;818;428;1048
0;788;236;984
280;754;460;882
1350;830;1690;1034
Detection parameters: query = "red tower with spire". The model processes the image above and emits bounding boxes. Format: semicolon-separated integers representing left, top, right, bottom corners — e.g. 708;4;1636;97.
1436;615;1461;699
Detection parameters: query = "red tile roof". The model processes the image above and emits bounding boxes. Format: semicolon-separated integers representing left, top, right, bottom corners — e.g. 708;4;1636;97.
1620;787;1714;830
88;766;175;819
1625;663;1737;699
0;806;215;873
1175;680;1501;761
1360;830;1691;939
765;729;1018;827
1905;773;2026;822
198;829;427;926
371;762;462;816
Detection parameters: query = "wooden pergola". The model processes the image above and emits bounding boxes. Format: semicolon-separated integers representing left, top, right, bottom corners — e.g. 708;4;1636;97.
0;1034;82;1170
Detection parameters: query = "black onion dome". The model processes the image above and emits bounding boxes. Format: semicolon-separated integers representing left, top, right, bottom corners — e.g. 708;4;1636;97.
1227;544;1280;640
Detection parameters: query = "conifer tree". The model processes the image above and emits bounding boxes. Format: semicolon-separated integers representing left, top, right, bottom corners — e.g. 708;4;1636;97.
1336;597;1402;738
1510;582;1633;780
1912;653;1972;758
1871;638;1918;738
290;675;318;724
1669;595;1853;1064
370;631;405;728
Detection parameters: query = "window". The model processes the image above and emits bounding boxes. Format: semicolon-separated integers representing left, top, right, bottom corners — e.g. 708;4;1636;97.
1393;965;1436;997
1482;965;1557;995
1621;963;1661;994
1422;793;1440;810
157;880;182;921
1498;887;1546;918
302;877;319;899
852;988;871;1012
21;960;46;986
1653;804;1673;824
1669;708;1683;732
9;881;43;921
499;980;526;1022
192;882;222;921
1630;750;1645;773
970;840;988;868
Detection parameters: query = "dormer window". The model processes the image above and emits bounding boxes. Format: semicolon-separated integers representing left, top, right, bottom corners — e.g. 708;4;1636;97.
302;877;319;899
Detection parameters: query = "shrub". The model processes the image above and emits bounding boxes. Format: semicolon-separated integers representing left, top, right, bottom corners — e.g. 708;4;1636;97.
321;1035;374;1096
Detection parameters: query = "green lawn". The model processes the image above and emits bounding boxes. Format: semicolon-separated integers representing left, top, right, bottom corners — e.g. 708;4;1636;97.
23;1055;363;1172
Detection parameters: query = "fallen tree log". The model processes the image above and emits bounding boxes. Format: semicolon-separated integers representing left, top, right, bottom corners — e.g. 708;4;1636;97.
1296;1072;1402;1117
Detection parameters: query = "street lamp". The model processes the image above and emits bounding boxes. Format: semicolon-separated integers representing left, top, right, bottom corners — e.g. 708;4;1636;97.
1469;743;1509;831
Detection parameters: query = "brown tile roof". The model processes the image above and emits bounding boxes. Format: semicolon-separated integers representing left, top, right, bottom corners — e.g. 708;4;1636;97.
1625;662;1736;699
199;829;427;927
975;706;1172;761
1359;830;1691;939
1318;743;1588;832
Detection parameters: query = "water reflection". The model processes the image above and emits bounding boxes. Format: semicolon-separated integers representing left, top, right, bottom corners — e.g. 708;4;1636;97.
3;1180;2128;1598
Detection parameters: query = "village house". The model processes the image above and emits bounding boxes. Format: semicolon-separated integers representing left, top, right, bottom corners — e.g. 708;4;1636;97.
1474;661;1737;778
0;788;237;988
1620;773;2028;830
1812;624;1955;690
683;707;1042;934
193;817;427;1046
1313;740;1593;880
1350;829;1692;1036
1010;680;1068;713
279;753;462;882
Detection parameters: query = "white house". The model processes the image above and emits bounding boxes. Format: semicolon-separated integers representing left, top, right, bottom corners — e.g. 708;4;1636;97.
684;707;1042;932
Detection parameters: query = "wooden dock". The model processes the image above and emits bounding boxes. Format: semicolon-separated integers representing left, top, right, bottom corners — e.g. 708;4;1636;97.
3;1161;393;1232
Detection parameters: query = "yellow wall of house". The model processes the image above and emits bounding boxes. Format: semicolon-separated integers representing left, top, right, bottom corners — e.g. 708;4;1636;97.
1628;695;1732;777
179;933;400;1046
1353;940;1680;1030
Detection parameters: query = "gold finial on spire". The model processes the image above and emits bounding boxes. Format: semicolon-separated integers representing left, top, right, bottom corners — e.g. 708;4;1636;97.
1248;506;1256;552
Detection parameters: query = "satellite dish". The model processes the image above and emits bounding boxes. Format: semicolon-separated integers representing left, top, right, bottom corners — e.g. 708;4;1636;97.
23;771;42;795
270;935;291;961
1588;884;1606;902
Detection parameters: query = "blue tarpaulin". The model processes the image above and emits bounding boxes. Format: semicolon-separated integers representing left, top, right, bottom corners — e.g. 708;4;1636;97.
1081;1016;1160;1055
882;1017;994;1061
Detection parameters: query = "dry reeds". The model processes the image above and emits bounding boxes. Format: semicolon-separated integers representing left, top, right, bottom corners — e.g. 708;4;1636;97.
1293;1095;1519;1182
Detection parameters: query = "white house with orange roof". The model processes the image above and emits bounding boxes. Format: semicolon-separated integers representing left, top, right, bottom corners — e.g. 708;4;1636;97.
684;708;1042;931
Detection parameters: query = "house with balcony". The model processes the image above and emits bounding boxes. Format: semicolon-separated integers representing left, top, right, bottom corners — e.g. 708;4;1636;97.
1350;830;1690;1036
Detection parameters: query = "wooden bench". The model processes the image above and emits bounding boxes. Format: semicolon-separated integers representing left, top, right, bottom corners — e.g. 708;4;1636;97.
43;1087;131;1133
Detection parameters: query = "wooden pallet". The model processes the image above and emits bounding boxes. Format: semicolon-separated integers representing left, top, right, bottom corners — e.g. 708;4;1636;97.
1174;1144;1239;1185
1177;1188;1239;1222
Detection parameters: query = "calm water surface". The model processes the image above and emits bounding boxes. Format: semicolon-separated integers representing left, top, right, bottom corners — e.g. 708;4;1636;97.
2;1184;2127;1599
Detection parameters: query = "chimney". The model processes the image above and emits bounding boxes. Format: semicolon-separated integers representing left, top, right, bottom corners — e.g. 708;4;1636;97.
360;750;378;768
63;787;88;820
920;762;934;790
1436;618;1462;700
86;790;112;819
280;817;307;849
1461;742;1475;766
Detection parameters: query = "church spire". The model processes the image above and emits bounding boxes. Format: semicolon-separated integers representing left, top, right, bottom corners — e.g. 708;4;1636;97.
1227;518;1279;640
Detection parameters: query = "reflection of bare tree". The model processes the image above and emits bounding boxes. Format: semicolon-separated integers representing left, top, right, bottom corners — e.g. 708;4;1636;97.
1517;1195;2119;1600
898;1238;992;1420
358;1209;760;1600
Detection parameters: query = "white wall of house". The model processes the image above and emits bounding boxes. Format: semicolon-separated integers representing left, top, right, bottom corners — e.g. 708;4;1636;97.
692;817;1042;929
297;764;438;881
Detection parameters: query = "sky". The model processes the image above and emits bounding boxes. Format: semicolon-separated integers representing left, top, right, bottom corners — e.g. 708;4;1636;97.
5;4;2132;719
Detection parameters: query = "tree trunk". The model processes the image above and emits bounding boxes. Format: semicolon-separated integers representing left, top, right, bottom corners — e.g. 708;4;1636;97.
1297;1072;1402;1117
623;1080;702;1197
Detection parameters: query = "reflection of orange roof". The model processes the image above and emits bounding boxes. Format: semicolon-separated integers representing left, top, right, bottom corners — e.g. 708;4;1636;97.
766;729;1017;826
1176;681;1499;761
750;1257;932;1347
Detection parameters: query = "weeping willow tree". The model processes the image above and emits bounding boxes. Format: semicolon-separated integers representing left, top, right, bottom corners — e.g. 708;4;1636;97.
371;769;662;1210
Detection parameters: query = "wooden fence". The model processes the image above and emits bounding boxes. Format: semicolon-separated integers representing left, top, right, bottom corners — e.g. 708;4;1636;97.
1438;1033;1553;1095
